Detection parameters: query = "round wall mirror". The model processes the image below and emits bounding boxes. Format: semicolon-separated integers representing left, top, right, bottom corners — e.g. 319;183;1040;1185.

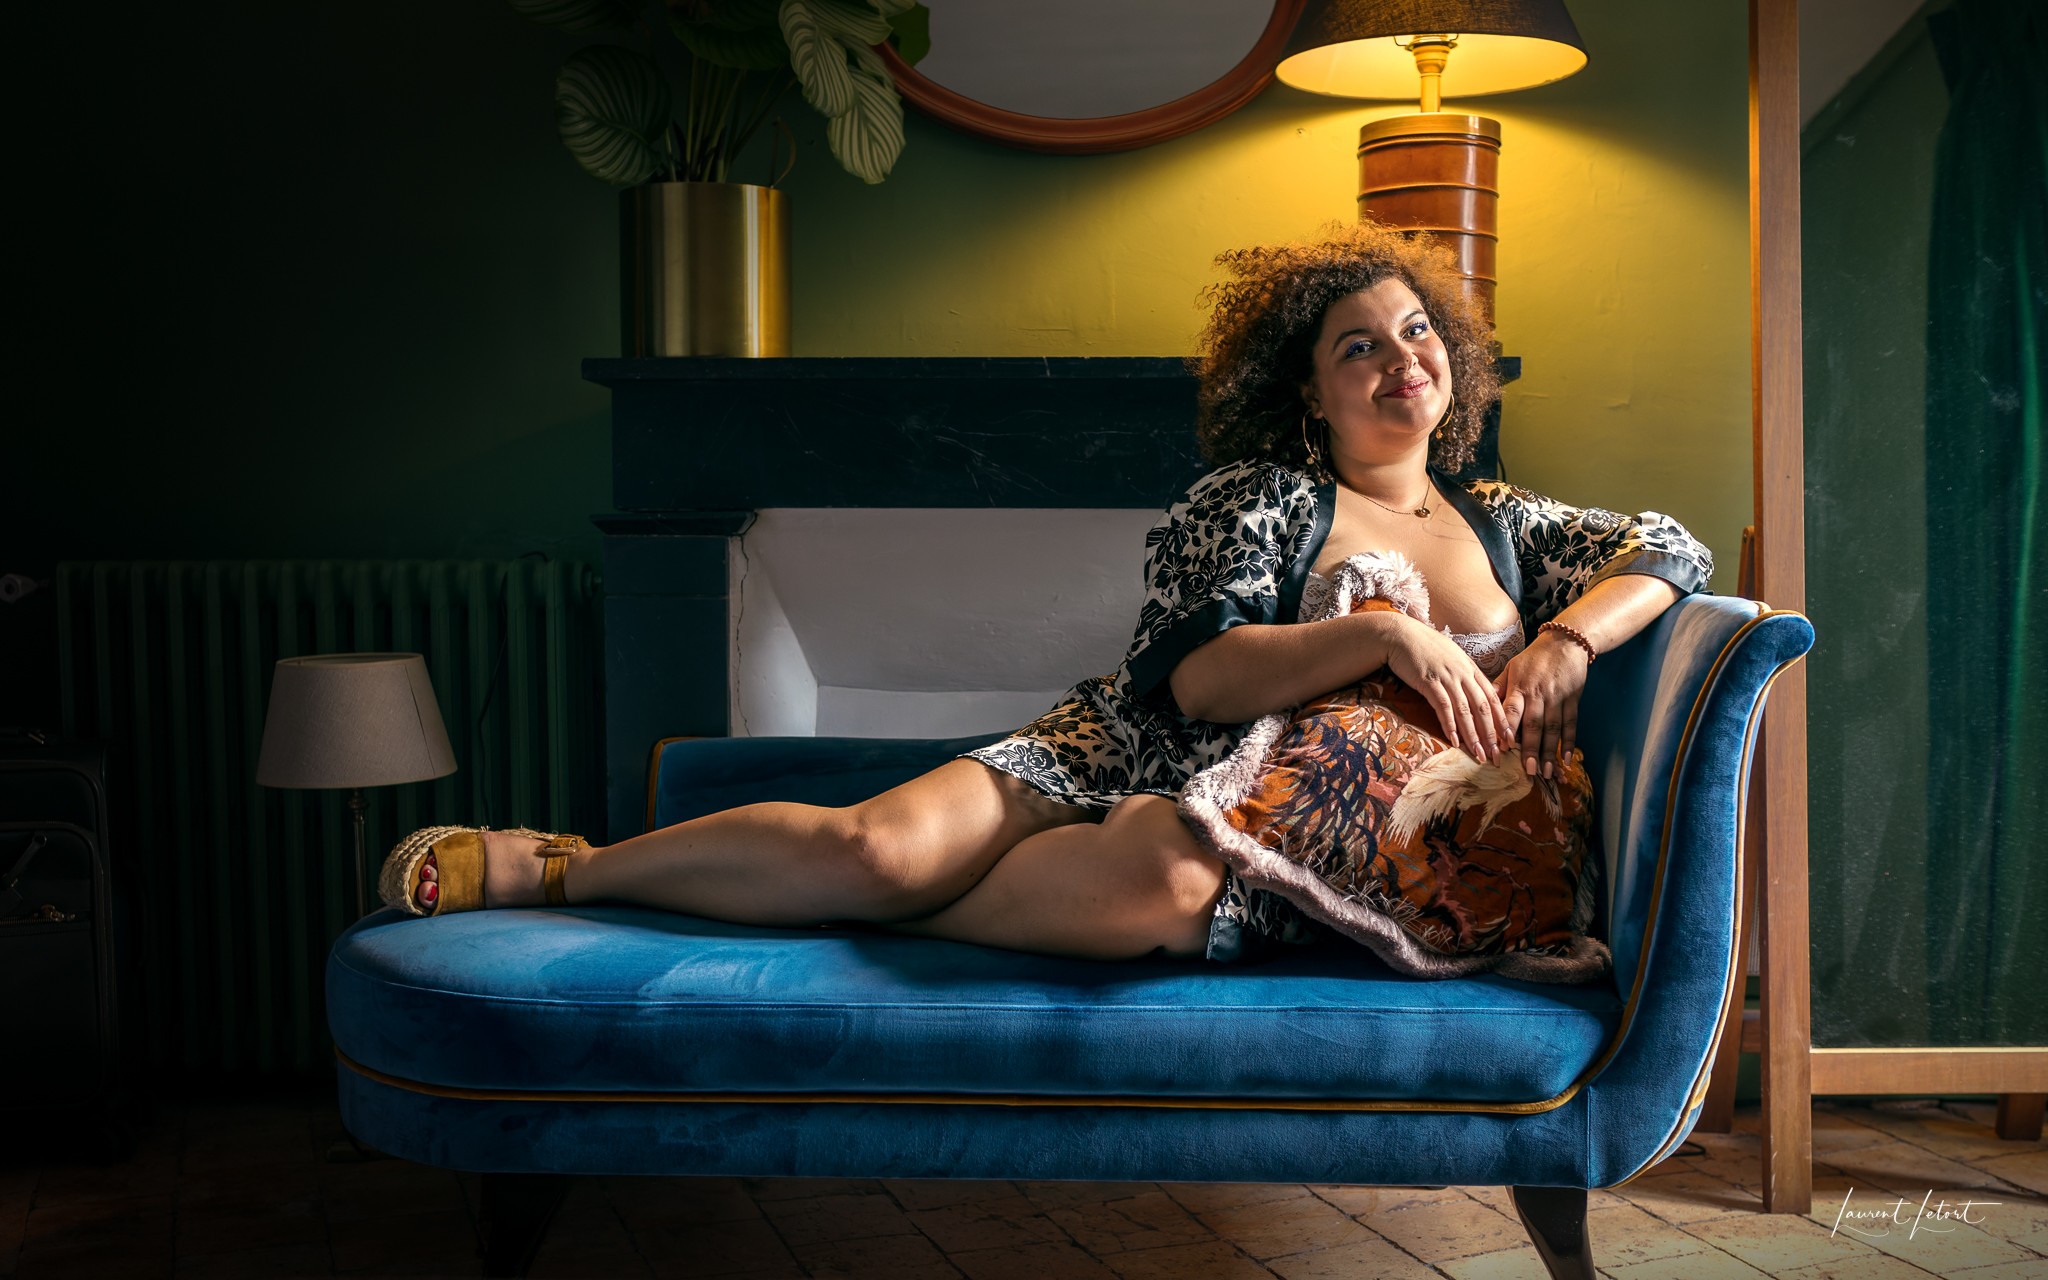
877;0;1309;154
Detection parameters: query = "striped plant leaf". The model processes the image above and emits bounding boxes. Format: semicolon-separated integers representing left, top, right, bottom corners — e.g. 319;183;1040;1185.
869;0;915;15
808;0;889;46
778;0;855;117
828;46;903;184
509;0;637;33
555;45;674;186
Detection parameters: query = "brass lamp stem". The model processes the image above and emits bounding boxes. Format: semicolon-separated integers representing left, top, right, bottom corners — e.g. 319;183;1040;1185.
349;787;367;919
1399;34;1459;113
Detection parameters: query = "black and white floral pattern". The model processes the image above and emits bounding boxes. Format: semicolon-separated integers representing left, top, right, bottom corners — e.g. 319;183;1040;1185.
1465;480;1715;627
963;461;1715;837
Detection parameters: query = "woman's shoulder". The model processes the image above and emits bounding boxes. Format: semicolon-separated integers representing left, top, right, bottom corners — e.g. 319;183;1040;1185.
1180;456;1319;512
1456;477;1549;510
1454;477;1594;529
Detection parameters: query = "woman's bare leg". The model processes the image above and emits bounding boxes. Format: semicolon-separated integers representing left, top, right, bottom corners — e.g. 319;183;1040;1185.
887;794;1227;961
474;760;1095;925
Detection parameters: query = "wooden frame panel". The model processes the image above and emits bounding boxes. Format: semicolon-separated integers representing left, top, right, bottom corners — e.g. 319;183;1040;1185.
1810;1050;2048;1096
1750;0;1813;1215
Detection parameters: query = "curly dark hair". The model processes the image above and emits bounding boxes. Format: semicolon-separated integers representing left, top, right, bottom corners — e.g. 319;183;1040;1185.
1190;220;1500;476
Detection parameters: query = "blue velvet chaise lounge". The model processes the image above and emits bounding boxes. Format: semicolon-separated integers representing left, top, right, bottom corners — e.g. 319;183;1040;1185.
326;593;1811;1278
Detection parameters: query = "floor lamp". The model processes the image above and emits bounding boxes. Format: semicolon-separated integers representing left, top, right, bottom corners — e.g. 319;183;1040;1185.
256;653;458;919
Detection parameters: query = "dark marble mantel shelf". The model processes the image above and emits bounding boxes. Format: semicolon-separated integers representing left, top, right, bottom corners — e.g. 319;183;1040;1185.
583;355;1196;383
587;355;1217;512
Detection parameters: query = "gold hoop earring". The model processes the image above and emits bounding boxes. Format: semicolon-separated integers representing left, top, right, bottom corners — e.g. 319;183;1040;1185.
1300;411;1329;474
1432;388;1458;437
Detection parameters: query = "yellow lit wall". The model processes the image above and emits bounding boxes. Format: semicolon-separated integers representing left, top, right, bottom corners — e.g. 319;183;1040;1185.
779;0;1750;588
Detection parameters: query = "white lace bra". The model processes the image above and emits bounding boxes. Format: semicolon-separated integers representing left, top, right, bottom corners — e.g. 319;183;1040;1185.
1302;569;1527;678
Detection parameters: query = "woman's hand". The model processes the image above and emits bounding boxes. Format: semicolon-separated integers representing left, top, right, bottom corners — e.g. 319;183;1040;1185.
1380;614;1513;761
1494;632;1592;778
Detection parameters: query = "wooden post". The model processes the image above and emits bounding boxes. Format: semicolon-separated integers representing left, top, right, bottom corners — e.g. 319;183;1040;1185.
1749;0;1812;1215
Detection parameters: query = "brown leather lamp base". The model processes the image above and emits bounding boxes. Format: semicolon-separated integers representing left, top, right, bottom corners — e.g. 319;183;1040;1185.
1357;112;1502;324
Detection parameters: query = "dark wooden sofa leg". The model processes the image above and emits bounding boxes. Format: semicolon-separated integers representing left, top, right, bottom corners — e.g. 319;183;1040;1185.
477;1173;571;1278
1510;1185;1595;1280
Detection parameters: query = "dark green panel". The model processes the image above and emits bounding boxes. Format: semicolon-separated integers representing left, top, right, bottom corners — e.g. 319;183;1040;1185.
1802;24;1949;1048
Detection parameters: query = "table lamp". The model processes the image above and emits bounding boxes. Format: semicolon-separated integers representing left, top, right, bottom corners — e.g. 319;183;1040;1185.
256;654;458;918
1275;0;1590;322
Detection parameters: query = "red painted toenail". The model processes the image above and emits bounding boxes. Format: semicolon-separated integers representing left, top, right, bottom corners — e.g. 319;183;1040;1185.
420;863;437;882
419;881;439;907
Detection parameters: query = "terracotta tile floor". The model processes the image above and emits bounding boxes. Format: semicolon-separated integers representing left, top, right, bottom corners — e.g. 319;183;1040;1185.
2;1094;2043;1278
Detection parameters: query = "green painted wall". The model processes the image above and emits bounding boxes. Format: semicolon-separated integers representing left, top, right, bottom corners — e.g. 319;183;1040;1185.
1801;22;1948;1048
13;3;618;573
7;1;1751;723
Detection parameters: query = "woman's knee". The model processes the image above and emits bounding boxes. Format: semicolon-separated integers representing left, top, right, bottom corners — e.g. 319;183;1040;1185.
822;804;935;911
833;760;1086;917
1102;795;1227;940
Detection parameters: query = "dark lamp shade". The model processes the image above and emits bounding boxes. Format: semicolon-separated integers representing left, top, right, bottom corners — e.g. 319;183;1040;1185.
1276;0;1588;99
256;653;458;790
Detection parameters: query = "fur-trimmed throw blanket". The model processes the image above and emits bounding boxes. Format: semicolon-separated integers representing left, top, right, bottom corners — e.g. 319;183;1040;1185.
1178;552;1612;984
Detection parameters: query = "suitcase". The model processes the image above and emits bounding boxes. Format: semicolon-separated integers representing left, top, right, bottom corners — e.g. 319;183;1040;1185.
0;735;136;1157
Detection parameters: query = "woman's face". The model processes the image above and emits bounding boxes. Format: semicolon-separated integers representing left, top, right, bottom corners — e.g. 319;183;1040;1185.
1301;278;1452;466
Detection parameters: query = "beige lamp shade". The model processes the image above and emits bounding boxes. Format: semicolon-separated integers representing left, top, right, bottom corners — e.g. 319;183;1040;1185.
1276;0;1588;100
256;653;458;790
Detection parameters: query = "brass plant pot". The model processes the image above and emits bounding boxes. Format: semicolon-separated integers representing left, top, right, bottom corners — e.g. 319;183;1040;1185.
620;182;790;357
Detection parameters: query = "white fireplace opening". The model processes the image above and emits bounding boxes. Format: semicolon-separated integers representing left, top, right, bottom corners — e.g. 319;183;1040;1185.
730;509;1162;738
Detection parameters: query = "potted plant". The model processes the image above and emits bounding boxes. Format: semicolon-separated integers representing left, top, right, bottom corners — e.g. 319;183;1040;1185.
513;0;930;356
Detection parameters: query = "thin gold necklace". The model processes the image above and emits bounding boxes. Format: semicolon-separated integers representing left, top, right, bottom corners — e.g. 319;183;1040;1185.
1349;478;1434;519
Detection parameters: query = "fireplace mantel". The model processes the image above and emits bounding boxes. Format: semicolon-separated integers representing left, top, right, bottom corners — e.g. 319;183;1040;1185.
585;356;1211;512
585;357;1211;838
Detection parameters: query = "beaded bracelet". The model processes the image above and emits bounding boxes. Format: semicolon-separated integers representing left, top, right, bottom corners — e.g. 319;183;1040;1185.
1538;620;1598;663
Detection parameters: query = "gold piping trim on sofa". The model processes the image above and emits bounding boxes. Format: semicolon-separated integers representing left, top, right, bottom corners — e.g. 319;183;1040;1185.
333;1044;1581;1114
347;610;1794;1123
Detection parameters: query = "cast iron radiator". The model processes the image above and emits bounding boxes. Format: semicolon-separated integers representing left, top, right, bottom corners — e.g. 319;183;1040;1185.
54;560;602;1077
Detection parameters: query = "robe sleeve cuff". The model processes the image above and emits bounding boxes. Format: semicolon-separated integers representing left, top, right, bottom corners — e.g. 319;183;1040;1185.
1586;548;1710;597
1125;597;1262;712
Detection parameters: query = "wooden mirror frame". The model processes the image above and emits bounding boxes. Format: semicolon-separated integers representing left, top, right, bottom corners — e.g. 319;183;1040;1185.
875;0;1309;155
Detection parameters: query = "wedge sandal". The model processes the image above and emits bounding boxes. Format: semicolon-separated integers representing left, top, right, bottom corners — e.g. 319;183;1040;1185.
377;825;586;917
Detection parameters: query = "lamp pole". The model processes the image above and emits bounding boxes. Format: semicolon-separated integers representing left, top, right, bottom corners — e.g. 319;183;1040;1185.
348;788;368;919
256;653;456;921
